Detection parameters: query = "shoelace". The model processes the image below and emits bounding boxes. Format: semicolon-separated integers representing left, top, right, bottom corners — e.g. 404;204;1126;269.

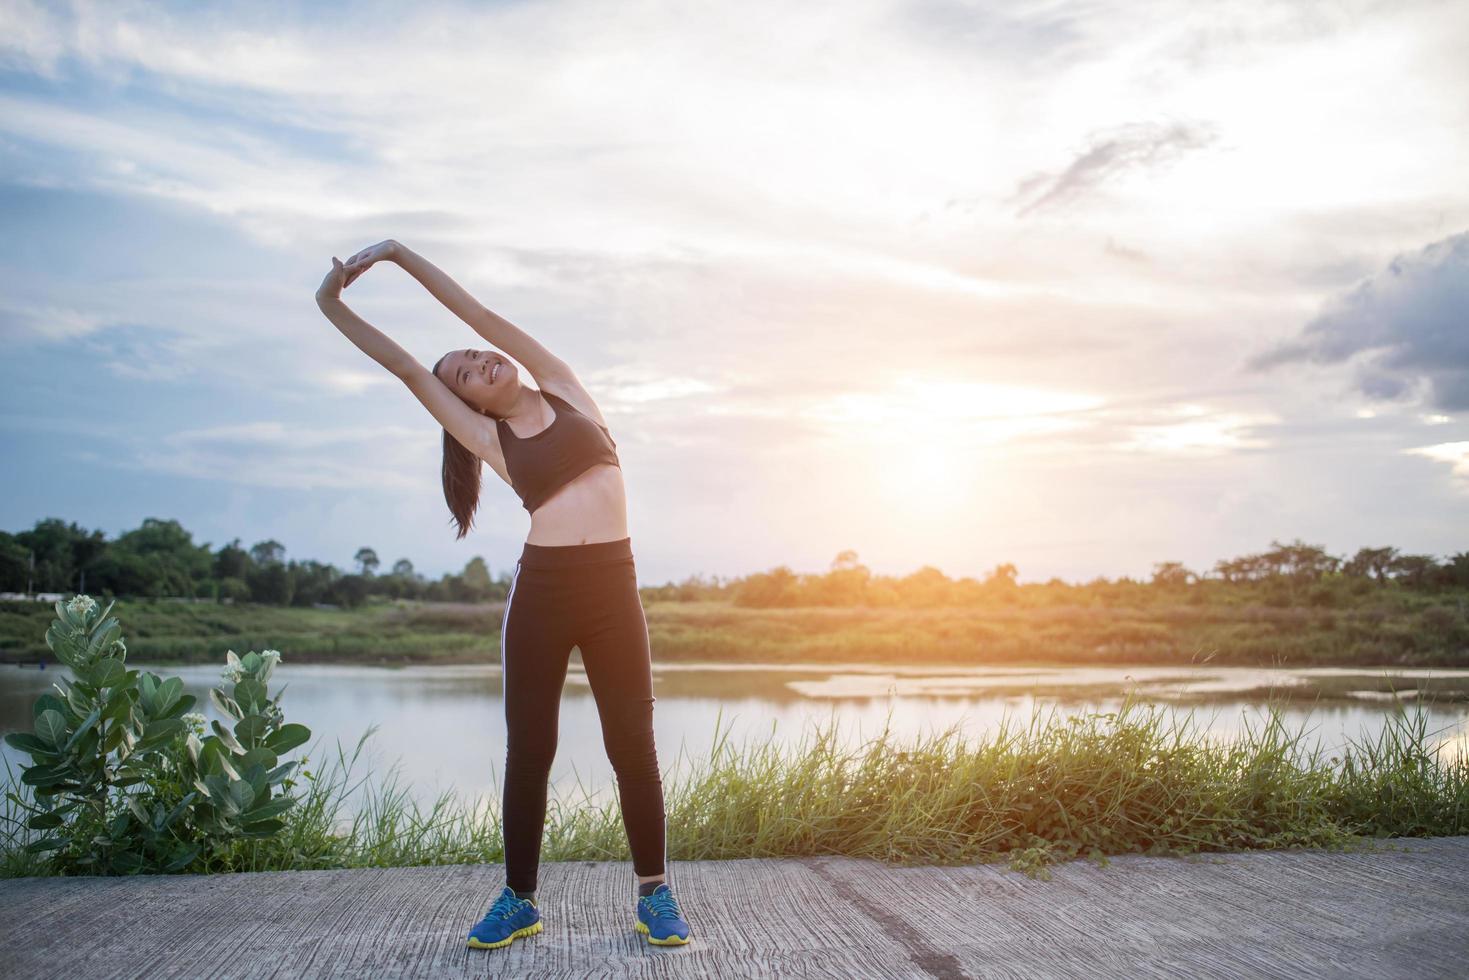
643;889;682;920
485;891;525;921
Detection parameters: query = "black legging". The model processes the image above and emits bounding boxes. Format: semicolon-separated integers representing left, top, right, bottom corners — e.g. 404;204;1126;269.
499;537;665;892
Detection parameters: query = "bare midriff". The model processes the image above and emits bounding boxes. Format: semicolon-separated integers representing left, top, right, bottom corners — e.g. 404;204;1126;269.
524;463;629;545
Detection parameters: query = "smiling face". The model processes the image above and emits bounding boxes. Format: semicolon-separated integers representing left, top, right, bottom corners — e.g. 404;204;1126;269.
435;347;521;415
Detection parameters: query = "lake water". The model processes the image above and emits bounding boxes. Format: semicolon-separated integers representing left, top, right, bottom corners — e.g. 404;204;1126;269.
3;661;1467;809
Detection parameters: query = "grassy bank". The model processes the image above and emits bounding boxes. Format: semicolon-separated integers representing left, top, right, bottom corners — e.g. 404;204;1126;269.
3;597;1467;668
4;694;1464;879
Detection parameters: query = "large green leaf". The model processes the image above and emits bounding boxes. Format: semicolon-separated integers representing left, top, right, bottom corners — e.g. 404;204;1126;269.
240;796;294;823
24;836;63;854
89;658;126;689
242;763;268;796
63;706;103;753
215;752;242;782
21;765;69;787
26;812;64;830
233;679;267;711
210;719;245;754
241;818;285;836
239;746;278;773
71;728;99;761
64;683;91;717
162;792;198;828
265;761;297;784
4;732;57;758
86;619;122;659
227;779;255;813
162;693;197;719
264;723;311;754
102;694;133;726
204;773;235;811
209;688;242;721
33;693;66;719
134;718;185;754
156;677;184;714
143;717;184;741
45;622;80;667
35;709;67;747
234;714;269;744
102;722;127;754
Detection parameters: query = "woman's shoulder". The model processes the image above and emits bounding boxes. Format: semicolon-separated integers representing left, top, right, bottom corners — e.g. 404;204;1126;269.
537;381;609;431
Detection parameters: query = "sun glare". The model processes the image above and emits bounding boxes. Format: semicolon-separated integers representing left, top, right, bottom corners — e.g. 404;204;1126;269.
804;377;1102;513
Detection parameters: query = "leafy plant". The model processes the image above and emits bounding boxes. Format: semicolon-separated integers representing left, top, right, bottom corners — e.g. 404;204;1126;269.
3;595;310;874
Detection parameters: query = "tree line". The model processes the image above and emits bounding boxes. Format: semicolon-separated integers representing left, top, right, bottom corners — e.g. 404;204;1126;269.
647;542;1469;609
0;518;505;608
2;518;1465;610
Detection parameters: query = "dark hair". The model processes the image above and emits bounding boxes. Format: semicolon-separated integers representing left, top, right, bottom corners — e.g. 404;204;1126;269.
432;351;484;540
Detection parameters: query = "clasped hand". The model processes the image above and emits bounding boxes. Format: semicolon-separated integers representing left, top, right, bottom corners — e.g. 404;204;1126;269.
315;239;400;302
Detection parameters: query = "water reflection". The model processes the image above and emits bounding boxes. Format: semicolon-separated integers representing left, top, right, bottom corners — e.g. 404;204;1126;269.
3;661;1466;809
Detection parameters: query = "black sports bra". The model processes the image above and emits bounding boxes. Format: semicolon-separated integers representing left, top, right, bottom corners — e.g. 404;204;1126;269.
496;389;620;514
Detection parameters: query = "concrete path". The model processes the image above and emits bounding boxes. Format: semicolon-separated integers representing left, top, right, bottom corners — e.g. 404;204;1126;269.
2;837;1466;979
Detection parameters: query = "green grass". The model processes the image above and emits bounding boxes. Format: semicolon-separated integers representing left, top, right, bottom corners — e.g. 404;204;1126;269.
3;597;1467;667
7;694;1463;879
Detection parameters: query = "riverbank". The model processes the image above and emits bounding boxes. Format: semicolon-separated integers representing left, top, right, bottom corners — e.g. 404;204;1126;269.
2;597;1466;668
7;696;1464;880
2;837;1465;978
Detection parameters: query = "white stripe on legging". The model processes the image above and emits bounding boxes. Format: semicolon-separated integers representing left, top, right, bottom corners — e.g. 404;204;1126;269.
500;560;522;717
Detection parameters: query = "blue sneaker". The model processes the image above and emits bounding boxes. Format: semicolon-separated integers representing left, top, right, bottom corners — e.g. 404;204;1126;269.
636;883;692;946
467;887;543;950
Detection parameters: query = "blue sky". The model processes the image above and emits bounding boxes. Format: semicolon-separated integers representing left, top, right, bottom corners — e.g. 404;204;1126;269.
2;0;1467;585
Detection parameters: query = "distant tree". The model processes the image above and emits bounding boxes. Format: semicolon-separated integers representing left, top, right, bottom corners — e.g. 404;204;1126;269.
1261;539;1341;581
328;573;369;608
14;518;108;592
250;539;287;567
355;547;380;577
1390;554;1440;589
214;537;250;580
248;561;294;605
1151;561;1196;588
113;518;213;595
0;531;31;592
899;566;953;607
733;566;798;607
815;550;871;604
391;558;415;578
1345;546;1399;581
1446;552;1469;589
985;563;1018;587
462;556;492;595
289;559;340;606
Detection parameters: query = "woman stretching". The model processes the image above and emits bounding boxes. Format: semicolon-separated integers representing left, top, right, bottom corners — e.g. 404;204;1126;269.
314;242;692;950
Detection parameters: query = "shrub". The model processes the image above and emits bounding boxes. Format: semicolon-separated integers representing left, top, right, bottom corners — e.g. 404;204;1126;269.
3;595;310;874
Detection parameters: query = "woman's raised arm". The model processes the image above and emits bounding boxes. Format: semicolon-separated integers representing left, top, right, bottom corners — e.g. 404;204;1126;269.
316;257;415;376
348;240;575;387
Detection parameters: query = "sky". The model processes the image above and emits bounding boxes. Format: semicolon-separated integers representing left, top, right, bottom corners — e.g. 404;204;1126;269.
1;0;1467;587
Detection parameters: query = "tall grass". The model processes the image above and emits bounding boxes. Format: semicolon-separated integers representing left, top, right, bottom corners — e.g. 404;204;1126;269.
4;694;1465;879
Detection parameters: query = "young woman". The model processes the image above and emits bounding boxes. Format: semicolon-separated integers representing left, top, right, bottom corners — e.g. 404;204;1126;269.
314;242;692;950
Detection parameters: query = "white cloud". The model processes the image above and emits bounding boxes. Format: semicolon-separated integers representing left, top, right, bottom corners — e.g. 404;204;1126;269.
1407;441;1469;485
119;420;437;492
0;300;105;341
